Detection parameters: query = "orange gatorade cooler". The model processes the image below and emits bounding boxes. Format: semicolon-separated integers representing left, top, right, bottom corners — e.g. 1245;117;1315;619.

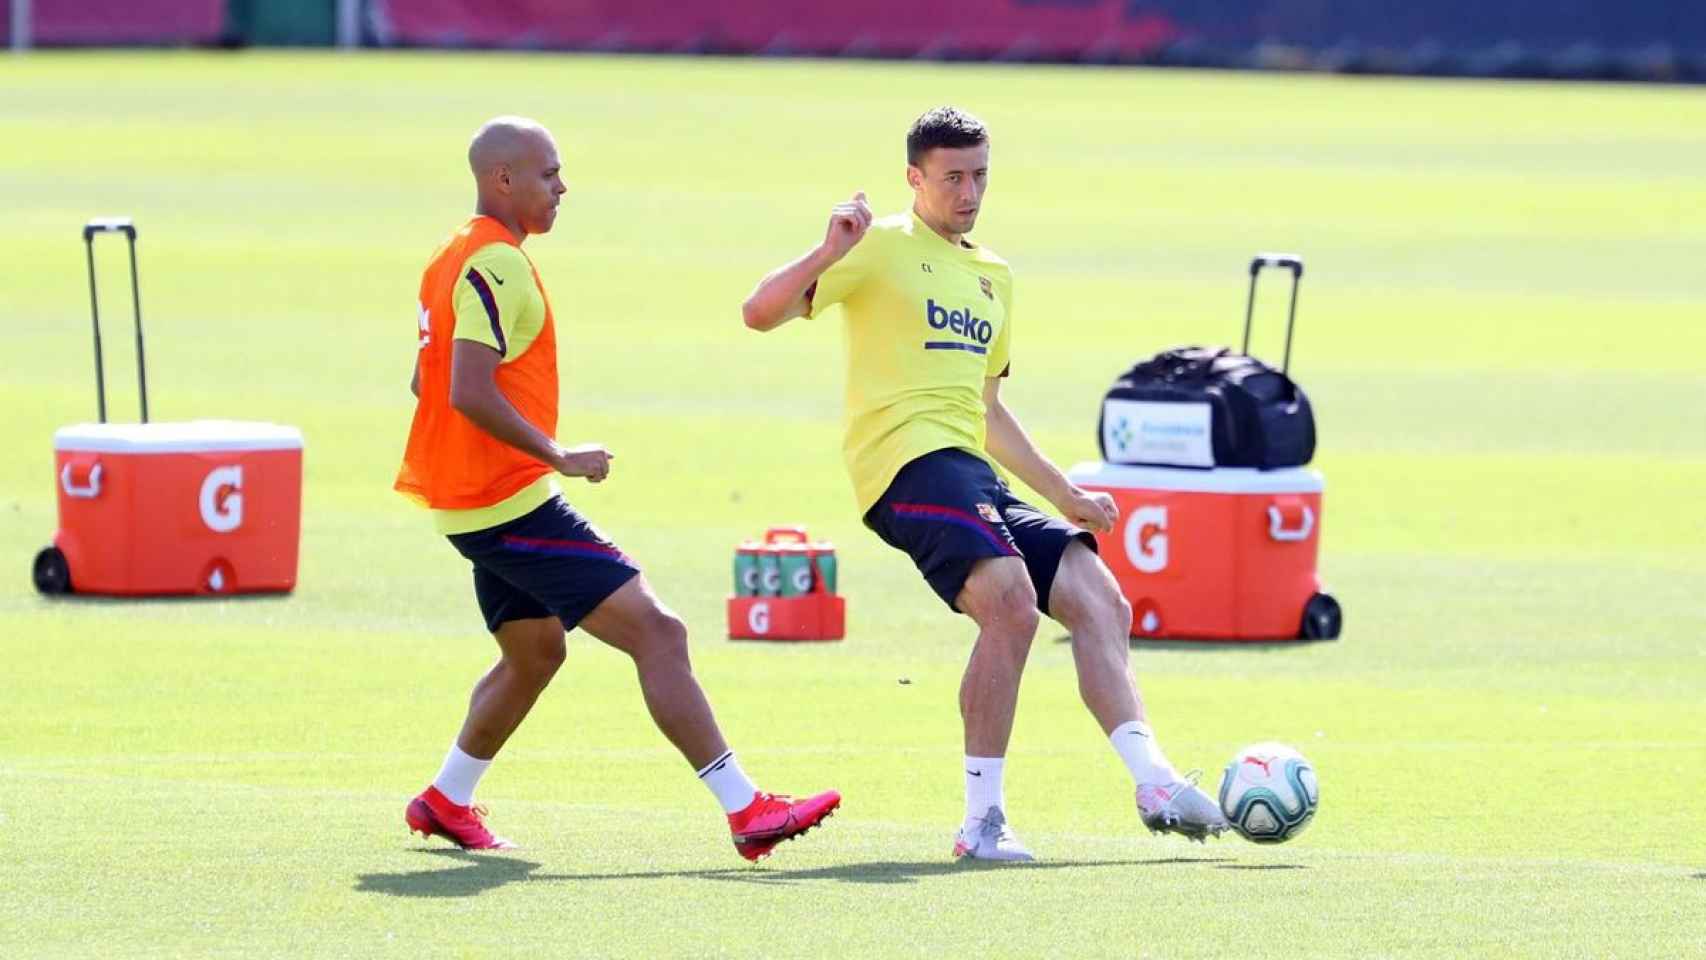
727;526;845;642
39;421;305;596
1066;462;1341;641
30;217;305;597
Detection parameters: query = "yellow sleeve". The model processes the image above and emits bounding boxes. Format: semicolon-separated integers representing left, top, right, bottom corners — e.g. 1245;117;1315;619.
807;231;882;317
986;279;1012;377
452;244;532;357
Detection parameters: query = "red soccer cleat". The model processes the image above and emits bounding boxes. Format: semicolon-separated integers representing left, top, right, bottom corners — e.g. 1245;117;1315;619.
405;785;517;850
727;790;841;862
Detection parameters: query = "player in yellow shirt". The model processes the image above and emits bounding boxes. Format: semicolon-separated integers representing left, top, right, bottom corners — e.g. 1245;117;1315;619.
742;107;1227;859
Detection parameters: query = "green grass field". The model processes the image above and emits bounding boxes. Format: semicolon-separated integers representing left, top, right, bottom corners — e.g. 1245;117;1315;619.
3;52;1704;958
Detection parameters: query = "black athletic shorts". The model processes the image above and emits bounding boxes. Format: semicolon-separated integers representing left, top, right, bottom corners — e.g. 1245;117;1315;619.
446;496;641;633
863;448;1095;615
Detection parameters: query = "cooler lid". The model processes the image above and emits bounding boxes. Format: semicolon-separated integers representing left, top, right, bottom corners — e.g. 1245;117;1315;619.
54;420;304;453
1068;461;1323;494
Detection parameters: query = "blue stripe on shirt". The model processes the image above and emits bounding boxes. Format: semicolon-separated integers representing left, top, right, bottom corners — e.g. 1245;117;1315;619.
923;341;987;355
464;268;506;356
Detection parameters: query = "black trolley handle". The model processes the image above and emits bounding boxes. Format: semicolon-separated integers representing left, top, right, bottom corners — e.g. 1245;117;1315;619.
1243;252;1304;375
83;217;148;424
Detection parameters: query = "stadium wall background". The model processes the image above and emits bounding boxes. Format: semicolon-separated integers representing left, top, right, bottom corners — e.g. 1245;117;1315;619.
6;0;1705;84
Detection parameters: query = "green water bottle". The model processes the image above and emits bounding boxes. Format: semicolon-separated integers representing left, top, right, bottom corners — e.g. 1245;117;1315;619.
755;547;782;597
778;544;814;597
811;542;838;594
732;541;762;597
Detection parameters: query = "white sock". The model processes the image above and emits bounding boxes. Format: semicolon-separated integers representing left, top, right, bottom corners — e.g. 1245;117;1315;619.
963;756;1006;827
432;744;492;807
697;750;759;814
1110;720;1179;787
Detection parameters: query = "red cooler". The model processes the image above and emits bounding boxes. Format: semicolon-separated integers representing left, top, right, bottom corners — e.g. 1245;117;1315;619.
1067;461;1340;641
33;218;307;598
38;421;304;596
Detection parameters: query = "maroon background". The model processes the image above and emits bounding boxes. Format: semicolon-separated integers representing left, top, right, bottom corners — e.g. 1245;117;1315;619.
7;0;224;45
375;1;1180;59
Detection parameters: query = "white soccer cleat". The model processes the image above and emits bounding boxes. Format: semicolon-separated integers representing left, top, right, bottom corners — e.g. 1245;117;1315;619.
952;806;1035;862
1138;769;1230;843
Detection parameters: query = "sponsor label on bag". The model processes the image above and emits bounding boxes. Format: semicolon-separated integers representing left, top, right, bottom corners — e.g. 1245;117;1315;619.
1101;400;1213;467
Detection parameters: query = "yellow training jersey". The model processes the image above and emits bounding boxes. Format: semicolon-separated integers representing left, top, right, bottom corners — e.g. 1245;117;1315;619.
808;210;1013;515
434;241;559;535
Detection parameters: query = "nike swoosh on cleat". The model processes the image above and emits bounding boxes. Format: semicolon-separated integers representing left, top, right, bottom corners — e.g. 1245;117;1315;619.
967;770;983;777
488;271;505;285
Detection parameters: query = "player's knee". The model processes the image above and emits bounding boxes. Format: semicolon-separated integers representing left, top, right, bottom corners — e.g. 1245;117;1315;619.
656;611;690;655
536;630;569;673
510;634;565;685
635;609;691;666
1010;593;1042;641
496;618;565;674
986;586;1041;647
960;560;1039;644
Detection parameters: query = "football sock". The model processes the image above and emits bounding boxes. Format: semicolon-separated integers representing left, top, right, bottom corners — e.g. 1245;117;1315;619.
963;756;1007;828
1110;720;1180;787
698;750;759;814
433;744;492;807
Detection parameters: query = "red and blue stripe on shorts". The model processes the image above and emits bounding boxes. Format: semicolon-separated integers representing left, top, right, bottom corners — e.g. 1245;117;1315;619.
499;534;633;565
888;502;1019;556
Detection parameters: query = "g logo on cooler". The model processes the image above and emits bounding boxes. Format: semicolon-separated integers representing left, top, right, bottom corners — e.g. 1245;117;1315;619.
1123;505;1168;574
748;602;771;635
200;466;244;533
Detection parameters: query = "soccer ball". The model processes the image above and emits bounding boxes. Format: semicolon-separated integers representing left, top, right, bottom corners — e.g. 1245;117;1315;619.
1218;742;1318;843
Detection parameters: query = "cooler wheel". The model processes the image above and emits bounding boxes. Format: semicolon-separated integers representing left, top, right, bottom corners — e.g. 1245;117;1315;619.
33;546;72;595
1300;592;1341;640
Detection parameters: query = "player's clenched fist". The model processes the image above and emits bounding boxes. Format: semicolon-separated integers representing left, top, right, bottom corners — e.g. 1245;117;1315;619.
1059;487;1119;534
821;190;872;259
553;443;614;483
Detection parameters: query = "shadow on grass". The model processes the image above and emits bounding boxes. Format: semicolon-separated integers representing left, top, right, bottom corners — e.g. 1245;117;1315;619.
1050;633;1335;650
1215;863;1307;871
35;592;293;607
355;848;1232;898
1692;872;1706;880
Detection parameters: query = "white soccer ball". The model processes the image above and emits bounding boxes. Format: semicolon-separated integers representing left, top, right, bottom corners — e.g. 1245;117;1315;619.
1218;742;1319;844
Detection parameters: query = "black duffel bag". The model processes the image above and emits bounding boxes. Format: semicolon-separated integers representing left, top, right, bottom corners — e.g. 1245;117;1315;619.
1096;255;1316;470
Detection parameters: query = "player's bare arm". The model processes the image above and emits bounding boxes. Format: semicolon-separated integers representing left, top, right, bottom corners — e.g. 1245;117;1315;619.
981;376;1116;534
741;191;872;331
410;357;421;398
448;339;612;482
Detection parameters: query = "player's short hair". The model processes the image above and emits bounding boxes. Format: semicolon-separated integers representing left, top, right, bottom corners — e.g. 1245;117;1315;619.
906;107;989;167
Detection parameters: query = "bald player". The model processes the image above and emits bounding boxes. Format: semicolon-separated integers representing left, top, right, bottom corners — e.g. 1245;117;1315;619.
397;117;838;859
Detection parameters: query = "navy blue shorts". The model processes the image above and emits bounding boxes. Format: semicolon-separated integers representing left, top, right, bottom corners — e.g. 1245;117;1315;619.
863;448;1096;615
446;496;641;634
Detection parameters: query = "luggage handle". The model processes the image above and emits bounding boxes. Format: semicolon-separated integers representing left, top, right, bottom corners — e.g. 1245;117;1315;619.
84;217;149;424
83;218;137;242
1243;253;1304;375
60;460;104;499
1267;503;1314;542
